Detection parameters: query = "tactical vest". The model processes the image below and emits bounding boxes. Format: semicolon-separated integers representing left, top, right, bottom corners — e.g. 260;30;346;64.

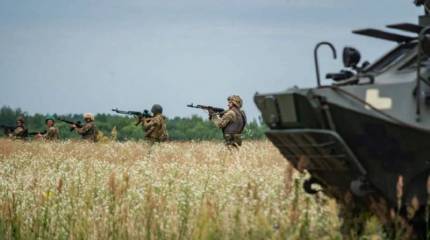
82;123;98;142
14;127;28;139
223;108;246;134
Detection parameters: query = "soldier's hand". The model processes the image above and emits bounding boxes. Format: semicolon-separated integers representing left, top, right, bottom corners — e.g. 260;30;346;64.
35;133;43;140
71;124;76;129
208;109;215;120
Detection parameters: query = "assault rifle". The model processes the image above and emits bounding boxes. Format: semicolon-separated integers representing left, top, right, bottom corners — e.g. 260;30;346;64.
0;125;16;135
56;117;83;131
112;108;152;126
0;125;31;138
28;130;47;136
112;108;151;118
187;104;225;115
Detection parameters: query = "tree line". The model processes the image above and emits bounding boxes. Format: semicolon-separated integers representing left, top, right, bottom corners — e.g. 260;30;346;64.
0;106;267;141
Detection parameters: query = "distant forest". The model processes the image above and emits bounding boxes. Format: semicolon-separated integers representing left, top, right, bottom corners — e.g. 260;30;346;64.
0;106;267;141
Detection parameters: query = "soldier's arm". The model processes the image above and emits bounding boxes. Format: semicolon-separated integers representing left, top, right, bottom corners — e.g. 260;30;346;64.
143;117;161;136
13;127;25;137
212;111;235;129
135;116;143;126
75;124;92;134
143;117;161;129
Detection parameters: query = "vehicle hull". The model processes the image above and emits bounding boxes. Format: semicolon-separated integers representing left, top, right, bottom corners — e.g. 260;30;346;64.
255;84;430;237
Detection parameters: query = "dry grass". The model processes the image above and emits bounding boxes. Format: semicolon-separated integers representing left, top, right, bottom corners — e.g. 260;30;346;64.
0;139;383;239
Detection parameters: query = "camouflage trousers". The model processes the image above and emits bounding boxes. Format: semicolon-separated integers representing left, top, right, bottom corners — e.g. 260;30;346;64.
145;136;167;144
223;134;242;148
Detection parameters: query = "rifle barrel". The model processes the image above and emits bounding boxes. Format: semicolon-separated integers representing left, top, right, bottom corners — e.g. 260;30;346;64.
127;111;142;116
112;109;129;114
0;125;15;129
112;109;151;118
187;104;224;113
28;131;47;136
56;117;83;129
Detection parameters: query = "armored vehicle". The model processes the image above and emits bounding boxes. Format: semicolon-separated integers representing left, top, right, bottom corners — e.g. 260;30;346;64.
254;1;430;239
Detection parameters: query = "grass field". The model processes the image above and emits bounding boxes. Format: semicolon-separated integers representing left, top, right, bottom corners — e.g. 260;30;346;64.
0;139;387;239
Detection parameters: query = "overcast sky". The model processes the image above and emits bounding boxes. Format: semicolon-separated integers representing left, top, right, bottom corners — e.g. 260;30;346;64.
0;0;422;119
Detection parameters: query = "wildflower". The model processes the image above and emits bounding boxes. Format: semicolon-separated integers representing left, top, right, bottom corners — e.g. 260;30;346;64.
396;175;404;210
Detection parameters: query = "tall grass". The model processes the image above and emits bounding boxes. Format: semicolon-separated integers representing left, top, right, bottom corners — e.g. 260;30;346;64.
0;139;384;239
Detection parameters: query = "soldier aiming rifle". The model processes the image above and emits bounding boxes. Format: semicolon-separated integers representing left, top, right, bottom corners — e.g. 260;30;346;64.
1;117;28;140
57;114;97;142
112;105;168;142
34;116;59;141
188;97;246;148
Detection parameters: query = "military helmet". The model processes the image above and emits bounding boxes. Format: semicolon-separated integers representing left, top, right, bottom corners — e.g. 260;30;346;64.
16;116;25;123
83;112;95;121
228;95;243;108
45;115;55;124
151;104;163;114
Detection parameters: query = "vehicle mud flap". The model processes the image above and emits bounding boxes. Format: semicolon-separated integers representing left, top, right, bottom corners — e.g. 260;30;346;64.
266;129;368;194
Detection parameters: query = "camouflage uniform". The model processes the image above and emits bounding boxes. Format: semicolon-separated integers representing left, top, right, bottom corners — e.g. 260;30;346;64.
11;126;28;140
74;113;98;142
211;95;247;148
9;117;28;140
140;104;168;143
42;117;60;141
44;126;60;141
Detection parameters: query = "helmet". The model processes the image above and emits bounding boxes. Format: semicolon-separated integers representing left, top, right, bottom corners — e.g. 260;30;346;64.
16;116;25;124
227;95;243;108
151;104;163;114
45;115;55;124
83;112;95;121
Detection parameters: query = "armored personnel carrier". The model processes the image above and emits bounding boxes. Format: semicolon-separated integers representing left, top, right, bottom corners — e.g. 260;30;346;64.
254;1;430;238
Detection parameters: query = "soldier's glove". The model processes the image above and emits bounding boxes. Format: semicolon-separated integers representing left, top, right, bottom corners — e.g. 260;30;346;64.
35;133;43;140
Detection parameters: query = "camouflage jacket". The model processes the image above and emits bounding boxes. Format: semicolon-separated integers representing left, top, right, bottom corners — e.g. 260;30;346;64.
142;114;168;142
9;126;28;140
75;122;97;142
44;126;60;141
212;107;246;134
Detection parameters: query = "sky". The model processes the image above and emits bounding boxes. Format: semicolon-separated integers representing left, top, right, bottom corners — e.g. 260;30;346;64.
0;0;423;119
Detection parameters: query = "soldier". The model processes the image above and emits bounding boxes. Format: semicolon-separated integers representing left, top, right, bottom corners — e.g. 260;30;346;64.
38;116;60;141
71;113;98;142
209;95;247;148
137;104;168;143
9;116;28;140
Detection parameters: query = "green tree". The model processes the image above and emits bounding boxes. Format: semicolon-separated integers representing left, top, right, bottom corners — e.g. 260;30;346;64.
0;106;268;141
